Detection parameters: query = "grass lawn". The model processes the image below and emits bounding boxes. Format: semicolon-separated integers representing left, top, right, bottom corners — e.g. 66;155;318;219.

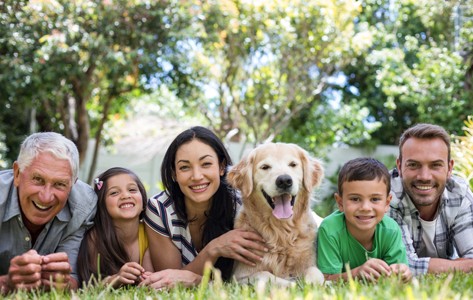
2;271;473;299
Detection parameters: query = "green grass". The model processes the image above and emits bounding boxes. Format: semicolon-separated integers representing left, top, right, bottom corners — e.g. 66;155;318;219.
2;272;473;300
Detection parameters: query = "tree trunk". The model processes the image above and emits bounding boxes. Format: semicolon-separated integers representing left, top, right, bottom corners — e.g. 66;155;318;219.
87;96;113;183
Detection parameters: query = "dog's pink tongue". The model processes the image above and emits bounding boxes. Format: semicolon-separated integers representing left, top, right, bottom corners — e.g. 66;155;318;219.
272;194;293;219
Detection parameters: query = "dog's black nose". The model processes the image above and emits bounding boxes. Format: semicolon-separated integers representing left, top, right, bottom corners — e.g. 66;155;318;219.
276;174;293;189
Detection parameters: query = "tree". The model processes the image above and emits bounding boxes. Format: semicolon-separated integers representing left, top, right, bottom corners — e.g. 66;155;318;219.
3;0;472;173
0;1;39;166
0;0;194;181
170;0;372;145
336;0;473;145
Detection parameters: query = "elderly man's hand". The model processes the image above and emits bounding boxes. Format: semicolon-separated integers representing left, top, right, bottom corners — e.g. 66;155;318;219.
41;252;76;290
7;250;43;291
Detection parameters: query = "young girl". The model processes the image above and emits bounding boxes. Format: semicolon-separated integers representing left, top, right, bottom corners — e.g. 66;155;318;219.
78;167;153;287
141;126;267;289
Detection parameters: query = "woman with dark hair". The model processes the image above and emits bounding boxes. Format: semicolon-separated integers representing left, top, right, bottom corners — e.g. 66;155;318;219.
77;167;153;287
142;126;266;288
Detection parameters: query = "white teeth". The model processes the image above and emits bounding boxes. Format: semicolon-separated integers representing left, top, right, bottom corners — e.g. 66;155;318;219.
191;184;208;190
34;202;50;210
120;203;135;209
416;185;432;190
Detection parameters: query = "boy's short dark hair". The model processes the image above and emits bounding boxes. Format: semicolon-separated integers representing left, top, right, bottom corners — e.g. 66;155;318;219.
337;157;390;195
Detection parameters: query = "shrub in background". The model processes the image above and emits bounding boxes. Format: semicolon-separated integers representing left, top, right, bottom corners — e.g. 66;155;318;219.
452;116;473;189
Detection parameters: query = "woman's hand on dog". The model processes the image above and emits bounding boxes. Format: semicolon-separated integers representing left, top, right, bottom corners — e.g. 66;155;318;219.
208;229;268;266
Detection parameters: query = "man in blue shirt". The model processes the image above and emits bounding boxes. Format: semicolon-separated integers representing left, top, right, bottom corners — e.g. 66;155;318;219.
0;132;97;293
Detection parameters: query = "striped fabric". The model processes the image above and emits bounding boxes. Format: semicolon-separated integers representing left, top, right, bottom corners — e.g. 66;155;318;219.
144;191;198;266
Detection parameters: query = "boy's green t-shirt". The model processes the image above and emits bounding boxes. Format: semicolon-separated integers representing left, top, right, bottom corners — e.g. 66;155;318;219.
316;210;408;274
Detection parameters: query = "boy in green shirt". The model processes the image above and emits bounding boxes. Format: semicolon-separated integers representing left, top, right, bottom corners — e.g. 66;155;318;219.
317;157;411;282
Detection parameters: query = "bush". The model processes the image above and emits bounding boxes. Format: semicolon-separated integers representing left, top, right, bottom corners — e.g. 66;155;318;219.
452;116;473;189
0;132;8;169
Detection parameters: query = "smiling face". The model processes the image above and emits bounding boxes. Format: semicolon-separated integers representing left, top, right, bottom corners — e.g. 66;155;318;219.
397;137;453;219
13;152;73;230
227;143;324;221
104;173;143;221
336;179;391;240
174;139;224;208
253;144;304;219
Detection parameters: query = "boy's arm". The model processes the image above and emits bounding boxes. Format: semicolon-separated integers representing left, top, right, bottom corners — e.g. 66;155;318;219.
390;263;412;282
316;226;343;278
324;259;391;282
383;219;409;265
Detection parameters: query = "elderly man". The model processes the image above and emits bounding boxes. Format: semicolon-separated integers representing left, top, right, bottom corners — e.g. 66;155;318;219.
0;132;97;293
389;123;473;275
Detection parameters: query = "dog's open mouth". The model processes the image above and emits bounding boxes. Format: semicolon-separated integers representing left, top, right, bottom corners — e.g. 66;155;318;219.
262;189;295;219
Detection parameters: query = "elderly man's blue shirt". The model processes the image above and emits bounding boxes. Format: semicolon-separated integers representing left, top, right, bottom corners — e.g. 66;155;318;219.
0;170;97;280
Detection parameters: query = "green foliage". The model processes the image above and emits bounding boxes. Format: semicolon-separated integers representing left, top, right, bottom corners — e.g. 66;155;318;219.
0;132;8;169
2;272;473;299
313;166;340;218
2;0;473;168
176;0;371;143
452;115;473;189
278;101;381;157
336;0;473;145
0;0;193;164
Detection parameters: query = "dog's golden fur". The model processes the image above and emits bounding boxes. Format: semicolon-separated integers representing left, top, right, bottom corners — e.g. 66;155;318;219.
227;143;324;285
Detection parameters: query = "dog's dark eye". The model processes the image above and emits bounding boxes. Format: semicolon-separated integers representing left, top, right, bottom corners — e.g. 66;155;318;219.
260;164;271;170
289;161;297;168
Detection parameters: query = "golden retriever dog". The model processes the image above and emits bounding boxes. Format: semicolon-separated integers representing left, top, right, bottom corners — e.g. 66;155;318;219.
227;143;325;286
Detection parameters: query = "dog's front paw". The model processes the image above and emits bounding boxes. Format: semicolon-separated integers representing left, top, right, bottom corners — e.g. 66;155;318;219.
304;266;324;285
244;271;295;287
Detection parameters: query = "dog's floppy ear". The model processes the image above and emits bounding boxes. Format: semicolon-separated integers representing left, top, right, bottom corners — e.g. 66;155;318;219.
298;146;324;191
309;157;324;188
227;152;254;198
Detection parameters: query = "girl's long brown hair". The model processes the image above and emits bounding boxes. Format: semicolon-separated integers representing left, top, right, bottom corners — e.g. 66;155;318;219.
77;167;147;286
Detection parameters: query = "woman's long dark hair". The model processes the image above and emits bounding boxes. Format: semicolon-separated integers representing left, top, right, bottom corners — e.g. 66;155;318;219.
161;126;238;280
77;167;147;285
